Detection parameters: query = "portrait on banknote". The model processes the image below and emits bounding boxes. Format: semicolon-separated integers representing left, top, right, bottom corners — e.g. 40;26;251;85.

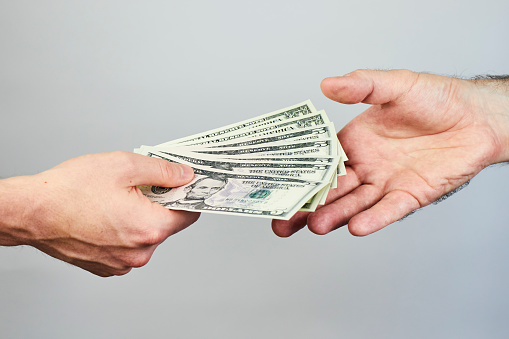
162;175;228;210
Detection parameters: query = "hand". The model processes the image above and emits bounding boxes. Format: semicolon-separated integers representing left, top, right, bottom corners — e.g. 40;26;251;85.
0;151;199;277
273;69;509;237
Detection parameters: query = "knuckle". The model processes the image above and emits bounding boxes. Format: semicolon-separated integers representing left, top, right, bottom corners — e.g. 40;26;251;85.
92;265;130;278
108;261;133;275
395;69;412;79
113;151;137;175
158;161;179;183
112;150;131;162
96;272;113;278
397;68;414;77
115;267;133;276
128;252;152;268
164;210;200;236
136;227;165;246
392;69;418;82
348;69;369;78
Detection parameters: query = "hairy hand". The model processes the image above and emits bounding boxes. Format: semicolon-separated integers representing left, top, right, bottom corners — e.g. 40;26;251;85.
12;151;199;277
273;69;509;237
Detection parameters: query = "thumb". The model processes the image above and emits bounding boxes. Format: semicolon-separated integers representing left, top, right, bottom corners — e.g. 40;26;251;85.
127;153;195;187
320;69;419;105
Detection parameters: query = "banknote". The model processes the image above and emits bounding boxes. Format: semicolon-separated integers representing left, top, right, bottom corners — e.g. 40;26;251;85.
170;139;338;159
138;147;335;211
195;155;340;163
157;100;318;147
138;147;339;182
139;152;328;220
151;121;344;174
135;100;347;219
157;111;329;148
164;124;338;149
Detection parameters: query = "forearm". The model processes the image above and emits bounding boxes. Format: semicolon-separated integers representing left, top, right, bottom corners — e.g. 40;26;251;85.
0;176;35;246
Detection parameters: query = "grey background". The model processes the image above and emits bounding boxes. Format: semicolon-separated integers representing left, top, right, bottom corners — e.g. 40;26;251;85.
1;1;508;338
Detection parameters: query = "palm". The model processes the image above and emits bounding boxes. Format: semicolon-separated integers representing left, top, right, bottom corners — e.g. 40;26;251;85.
343;76;491;200
272;70;498;237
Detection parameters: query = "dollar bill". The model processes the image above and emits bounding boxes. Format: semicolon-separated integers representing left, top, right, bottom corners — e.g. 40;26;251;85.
157;111;329;148
170;139;338;159
167;123;338;149
139;152;328;220
137;147;335;211
135;100;347;219
138;147;339;182
157;100;318;147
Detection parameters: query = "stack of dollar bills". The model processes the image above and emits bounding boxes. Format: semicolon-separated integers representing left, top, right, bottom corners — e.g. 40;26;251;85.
134;100;347;220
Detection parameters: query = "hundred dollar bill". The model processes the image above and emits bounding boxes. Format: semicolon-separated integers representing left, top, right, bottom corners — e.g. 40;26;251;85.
139;152;328;220
158;100;317;147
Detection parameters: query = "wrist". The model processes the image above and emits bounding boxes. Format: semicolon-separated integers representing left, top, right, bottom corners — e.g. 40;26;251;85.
471;76;509;165
0;176;38;246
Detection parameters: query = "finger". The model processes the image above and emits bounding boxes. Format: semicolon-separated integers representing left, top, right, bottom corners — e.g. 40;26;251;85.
68;258;132;277
307;184;383;235
272;167;362;237
320;69;419;105
272;211;310;238
155;207;201;239
33;241;132;277
125;188;200;245
119;245;158;269
323;166;361;205
348;190;421;236
123;152;195;187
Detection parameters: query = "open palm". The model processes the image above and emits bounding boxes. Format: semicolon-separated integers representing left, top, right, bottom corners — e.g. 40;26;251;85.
273;69;508;237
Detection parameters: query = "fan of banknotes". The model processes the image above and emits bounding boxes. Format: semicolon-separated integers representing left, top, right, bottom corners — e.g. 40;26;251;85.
134;100;347;220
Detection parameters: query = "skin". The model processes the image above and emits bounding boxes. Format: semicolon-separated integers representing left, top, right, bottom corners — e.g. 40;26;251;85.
272;69;509;238
2;69;508;275
0;151;200;277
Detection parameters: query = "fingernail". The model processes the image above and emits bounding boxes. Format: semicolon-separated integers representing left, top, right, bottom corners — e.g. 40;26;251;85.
179;164;194;180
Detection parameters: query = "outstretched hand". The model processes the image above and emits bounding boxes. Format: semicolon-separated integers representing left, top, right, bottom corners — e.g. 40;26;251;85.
273;69;509;237
0;151;200;277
